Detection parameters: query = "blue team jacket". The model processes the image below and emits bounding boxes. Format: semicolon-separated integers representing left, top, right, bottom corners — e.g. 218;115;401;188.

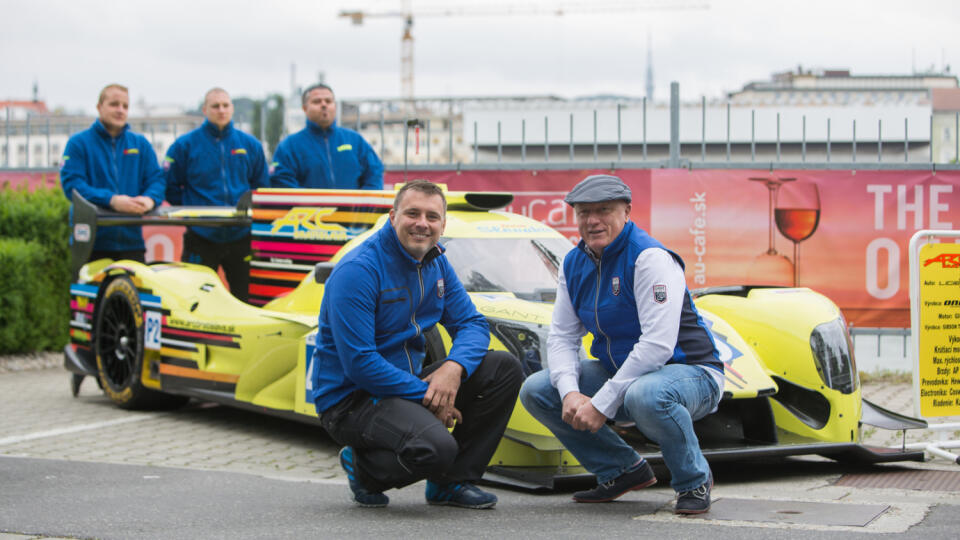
60;120;165;252
269;120;384;190
309;220;490;413
563;221;722;374
164;120;268;242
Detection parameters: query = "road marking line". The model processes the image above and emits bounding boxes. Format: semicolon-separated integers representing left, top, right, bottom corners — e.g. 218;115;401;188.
0;415;157;447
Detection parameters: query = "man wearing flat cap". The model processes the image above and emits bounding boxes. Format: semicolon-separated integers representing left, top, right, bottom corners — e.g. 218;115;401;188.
520;174;723;514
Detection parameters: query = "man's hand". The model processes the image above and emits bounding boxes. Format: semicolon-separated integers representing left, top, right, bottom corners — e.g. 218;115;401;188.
422;360;464;426
110;195;153;214
132;195;155;212
561;392;591;425
570;401;607;433
438;406;463;428
562;392;607;432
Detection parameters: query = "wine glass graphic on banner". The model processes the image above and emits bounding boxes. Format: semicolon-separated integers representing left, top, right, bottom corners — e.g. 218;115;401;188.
747;176;795;286
775;181;820;287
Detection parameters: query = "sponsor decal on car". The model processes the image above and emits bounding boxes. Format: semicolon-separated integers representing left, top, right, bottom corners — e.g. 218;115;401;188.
269;207;351;241
73;223;91;242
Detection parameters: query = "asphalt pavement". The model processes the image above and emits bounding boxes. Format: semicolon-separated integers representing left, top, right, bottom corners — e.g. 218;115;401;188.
3;354;960;539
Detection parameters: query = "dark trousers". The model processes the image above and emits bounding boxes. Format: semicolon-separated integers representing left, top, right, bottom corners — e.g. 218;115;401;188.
182;230;251;302
320;350;522;492
90;249;145;263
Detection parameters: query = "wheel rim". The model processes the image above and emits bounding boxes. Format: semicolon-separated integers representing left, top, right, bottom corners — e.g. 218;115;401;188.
99;293;138;389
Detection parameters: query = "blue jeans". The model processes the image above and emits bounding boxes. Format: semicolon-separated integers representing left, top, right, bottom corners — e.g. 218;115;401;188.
520;360;721;492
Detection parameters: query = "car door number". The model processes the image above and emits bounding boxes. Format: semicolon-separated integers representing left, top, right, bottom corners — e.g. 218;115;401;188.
144;311;162;350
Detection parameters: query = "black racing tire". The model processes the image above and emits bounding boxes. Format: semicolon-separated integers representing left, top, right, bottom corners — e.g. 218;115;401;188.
93;276;187;410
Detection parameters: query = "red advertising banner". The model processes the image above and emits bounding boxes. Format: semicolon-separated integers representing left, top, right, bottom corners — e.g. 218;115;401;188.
7;168;957;327
387;169;960;328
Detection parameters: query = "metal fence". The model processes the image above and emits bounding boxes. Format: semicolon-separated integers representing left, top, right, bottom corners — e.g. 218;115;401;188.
4;82;959;171
344;82;960;172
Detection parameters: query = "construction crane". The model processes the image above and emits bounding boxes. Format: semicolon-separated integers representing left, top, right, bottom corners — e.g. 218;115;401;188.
340;1;710;101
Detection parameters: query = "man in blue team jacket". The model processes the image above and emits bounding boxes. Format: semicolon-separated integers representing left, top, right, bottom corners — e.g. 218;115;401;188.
312;180;522;509
520;175;724;514
60;84;165;262
269;83;383;190
164;88;268;302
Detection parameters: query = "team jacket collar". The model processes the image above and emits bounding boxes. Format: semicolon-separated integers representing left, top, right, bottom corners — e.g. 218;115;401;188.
202;119;233;138
380;219;444;267
92;119;129;140
306;119;338;136
577;220;636;263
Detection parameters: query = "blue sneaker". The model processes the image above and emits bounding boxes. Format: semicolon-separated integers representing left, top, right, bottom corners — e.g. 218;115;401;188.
425;481;497;509
339;446;389;508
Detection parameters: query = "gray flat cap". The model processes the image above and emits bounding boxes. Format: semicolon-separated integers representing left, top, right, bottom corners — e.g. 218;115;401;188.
564;174;632;205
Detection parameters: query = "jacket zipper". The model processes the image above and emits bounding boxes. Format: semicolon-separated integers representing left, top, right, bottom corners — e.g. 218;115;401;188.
403;263;425;373
323;132;336;184
218;135;228;242
593;257;615;368
110;138;120;191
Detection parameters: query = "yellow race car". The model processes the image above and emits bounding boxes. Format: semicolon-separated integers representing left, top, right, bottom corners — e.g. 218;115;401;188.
64;187;925;489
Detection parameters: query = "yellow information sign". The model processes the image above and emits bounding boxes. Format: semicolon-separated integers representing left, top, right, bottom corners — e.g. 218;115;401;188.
916;242;960;418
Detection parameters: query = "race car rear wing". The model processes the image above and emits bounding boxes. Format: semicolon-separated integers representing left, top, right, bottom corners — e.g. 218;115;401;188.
70;186;513;296
70;190;251;279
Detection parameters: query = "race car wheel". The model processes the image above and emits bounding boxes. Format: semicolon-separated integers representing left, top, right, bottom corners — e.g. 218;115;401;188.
93;276;186;410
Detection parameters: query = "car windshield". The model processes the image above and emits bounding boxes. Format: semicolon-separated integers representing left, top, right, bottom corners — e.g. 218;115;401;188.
441;237;574;302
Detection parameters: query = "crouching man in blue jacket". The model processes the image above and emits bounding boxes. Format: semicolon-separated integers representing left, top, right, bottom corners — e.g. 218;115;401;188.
311;180;522;509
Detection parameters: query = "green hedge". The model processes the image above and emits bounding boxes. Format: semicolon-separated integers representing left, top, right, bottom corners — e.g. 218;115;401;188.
0;187;70;354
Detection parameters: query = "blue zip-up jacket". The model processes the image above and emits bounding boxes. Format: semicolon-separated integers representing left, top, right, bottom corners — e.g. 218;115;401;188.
60;120;165;252
164;120;268;242
269;120;384;190
309;220;490;413
563;221;721;374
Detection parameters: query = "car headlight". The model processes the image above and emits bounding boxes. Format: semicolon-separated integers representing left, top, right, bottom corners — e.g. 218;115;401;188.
809;317;859;394
488;319;549;377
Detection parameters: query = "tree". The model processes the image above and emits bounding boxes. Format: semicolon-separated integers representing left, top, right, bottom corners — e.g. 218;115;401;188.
251;94;285;156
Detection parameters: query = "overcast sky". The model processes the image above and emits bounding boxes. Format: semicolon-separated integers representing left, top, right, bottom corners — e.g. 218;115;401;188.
2;0;958;115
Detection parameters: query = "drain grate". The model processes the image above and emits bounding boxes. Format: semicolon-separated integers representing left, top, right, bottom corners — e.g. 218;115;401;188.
836;469;960;491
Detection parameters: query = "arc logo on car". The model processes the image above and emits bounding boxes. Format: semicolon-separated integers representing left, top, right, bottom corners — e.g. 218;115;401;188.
270;207;351;240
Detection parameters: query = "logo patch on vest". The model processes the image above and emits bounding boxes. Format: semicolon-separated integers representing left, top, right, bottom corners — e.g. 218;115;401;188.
653;284;667;304
611;276;621;296
437;278;445;298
